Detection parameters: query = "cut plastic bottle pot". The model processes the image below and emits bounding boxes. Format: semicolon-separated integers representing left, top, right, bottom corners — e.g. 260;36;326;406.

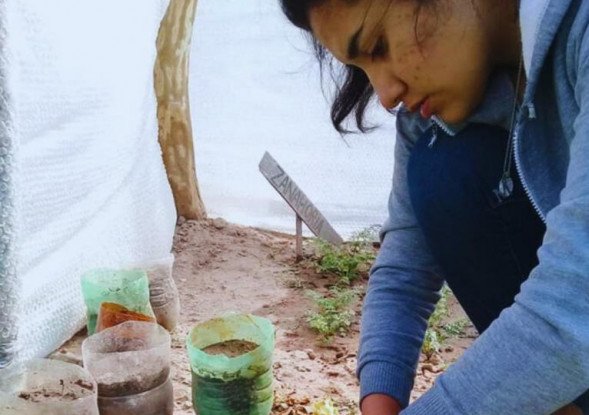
127;254;180;332
186;314;275;415
0;358;99;415
82;321;173;415
81;268;155;335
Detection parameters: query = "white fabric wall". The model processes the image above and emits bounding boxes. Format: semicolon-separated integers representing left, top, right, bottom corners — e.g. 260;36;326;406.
6;0;176;362
190;0;397;240
0;0;18;368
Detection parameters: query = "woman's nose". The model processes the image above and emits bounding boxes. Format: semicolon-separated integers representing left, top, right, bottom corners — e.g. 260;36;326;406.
377;93;401;110
365;67;406;110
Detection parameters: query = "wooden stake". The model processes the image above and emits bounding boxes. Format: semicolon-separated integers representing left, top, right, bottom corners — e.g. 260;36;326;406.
259;152;343;245
296;214;303;262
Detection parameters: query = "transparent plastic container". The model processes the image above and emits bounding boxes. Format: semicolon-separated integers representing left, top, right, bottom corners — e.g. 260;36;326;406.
128;254;180;332
96;376;173;415
81;269;155;335
186;314;275;415
0;358;99;415
82;321;172;414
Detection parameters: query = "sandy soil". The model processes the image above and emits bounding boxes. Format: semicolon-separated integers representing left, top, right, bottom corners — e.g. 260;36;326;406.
55;218;476;414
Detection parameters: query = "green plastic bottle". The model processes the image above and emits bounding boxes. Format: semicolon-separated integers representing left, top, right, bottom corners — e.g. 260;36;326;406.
81;269;155;334
186;314;275;415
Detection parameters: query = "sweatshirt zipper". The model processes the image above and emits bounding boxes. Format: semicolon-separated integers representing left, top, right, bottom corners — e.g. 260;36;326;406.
428;123;438;148
429;116;455;148
430;107;546;223
513;128;546;223
432;116;455;135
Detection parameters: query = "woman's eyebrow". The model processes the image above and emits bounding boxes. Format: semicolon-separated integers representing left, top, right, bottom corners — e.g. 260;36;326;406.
348;0;392;60
347;25;364;60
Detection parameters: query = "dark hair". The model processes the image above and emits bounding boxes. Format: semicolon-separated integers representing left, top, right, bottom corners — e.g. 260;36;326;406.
280;0;374;134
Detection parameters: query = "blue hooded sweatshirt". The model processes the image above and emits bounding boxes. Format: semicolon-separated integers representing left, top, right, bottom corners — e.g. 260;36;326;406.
358;0;589;413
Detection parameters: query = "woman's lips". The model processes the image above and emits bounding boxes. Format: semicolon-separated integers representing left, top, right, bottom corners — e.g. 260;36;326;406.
419;98;433;118
406;97;432;118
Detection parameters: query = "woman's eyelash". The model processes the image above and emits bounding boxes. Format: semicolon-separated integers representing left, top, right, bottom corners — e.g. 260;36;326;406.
371;37;388;59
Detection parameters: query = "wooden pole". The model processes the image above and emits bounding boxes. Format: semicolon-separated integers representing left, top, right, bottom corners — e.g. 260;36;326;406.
155;0;206;219
296;214;303;262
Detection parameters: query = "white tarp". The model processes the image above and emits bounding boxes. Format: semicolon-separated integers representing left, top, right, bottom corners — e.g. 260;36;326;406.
190;0;397;240
0;0;397;364
0;0;17;368
4;0;176;363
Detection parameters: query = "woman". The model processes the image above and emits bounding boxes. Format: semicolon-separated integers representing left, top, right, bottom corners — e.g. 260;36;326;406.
280;0;589;414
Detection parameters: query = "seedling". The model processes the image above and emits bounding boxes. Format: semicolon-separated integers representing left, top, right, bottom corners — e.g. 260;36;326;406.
306;287;357;342
422;285;451;358
313;227;377;285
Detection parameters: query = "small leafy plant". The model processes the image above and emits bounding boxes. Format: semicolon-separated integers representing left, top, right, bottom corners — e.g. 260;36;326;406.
422;287;473;358
422;285;451;358
442;318;470;337
307;287;357;342
305;227;378;343
422;328;443;359
314;227;378;285
312;398;340;415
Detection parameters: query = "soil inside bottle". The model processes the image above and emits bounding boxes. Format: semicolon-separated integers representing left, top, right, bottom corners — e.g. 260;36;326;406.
96;302;155;333
202;340;258;358
97;367;170;397
17;379;94;403
97;378;174;415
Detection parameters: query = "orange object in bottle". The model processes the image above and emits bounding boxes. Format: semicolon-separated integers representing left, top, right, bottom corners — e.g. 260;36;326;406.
96;302;156;333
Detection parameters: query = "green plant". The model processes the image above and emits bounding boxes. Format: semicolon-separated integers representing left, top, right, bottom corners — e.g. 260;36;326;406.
314;227;377;285
307;287;357;342
312;398;339;415
350;225;380;245
432;285;451;324
422;285;451;358
422;327;443;359
442;318;470;336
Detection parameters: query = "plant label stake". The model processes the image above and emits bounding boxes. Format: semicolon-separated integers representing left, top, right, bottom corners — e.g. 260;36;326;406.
295;214;303;260
259;152;343;260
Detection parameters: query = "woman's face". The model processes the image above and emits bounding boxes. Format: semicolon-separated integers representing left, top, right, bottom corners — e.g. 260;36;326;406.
309;0;497;124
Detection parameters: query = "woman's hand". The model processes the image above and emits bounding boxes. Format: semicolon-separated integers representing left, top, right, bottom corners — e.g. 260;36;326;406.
361;394;402;415
552;403;583;415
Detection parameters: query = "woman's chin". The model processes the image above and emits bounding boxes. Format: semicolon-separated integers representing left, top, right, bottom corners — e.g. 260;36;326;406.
434;105;473;125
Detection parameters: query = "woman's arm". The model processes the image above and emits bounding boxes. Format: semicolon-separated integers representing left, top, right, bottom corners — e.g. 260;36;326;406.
358;110;445;410
401;30;589;415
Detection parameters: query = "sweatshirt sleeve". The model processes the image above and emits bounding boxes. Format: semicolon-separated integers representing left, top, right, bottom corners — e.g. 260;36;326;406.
357;110;445;408
403;29;589;415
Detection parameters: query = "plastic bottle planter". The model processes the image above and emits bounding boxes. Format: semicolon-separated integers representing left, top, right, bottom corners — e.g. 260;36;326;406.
186;314;275;415
132;254;180;332
82;321;173;415
81;269;155;335
0;359;99;415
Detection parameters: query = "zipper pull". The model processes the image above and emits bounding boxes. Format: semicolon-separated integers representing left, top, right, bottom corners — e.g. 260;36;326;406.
428;124;438;148
527;103;536;119
494;173;514;202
